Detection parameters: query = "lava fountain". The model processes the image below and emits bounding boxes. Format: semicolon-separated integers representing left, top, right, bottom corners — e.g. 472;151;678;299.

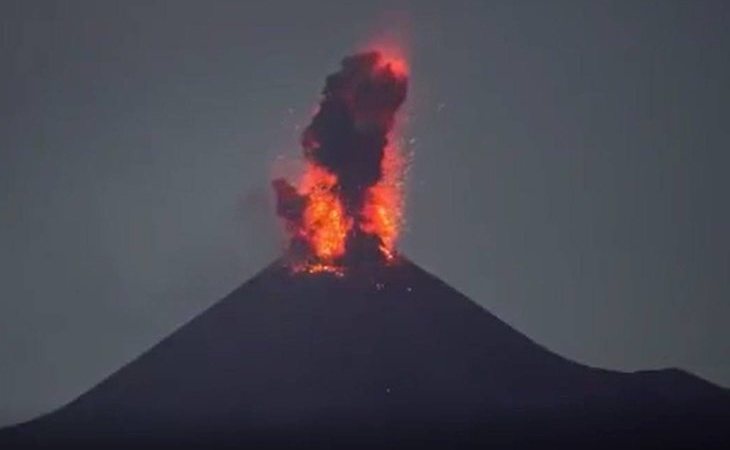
273;51;409;274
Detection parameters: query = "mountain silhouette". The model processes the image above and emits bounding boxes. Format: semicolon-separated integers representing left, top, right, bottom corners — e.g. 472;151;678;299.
3;258;728;449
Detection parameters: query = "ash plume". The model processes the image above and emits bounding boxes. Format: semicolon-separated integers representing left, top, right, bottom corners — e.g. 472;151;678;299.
273;51;408;267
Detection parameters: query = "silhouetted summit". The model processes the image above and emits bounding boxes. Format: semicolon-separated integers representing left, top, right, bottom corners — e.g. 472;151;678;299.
4;258;729;449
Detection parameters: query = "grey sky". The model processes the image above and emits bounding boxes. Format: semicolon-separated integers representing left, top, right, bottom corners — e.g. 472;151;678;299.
1;0;728;427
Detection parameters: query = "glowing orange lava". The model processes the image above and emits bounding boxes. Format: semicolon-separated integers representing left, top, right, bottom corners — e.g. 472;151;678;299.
297;164;352;263
293;262;345;277
361;142;405;260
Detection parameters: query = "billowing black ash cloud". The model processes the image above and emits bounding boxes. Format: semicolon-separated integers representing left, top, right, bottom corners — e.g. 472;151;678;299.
301;52;408;212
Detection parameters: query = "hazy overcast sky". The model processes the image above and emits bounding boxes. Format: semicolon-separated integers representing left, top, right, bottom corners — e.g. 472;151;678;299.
1;0;728;427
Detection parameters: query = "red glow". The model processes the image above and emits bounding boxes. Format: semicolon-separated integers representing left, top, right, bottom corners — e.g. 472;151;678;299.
377;53;409;78
361;31;411;78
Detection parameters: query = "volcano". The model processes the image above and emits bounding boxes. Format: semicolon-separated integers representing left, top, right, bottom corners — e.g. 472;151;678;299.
4;50;728;448
3;258;729;449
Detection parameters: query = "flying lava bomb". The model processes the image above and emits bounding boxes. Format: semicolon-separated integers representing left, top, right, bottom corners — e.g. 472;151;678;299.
273;51;409;274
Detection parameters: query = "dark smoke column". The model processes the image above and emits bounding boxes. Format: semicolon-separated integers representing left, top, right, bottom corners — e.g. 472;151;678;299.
274;51;409;269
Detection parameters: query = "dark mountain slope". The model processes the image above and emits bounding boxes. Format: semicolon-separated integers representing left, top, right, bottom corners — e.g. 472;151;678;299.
3;258;728;448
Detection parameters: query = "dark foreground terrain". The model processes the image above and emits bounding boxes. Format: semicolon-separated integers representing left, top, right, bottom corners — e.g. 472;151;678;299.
2;258;728;449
